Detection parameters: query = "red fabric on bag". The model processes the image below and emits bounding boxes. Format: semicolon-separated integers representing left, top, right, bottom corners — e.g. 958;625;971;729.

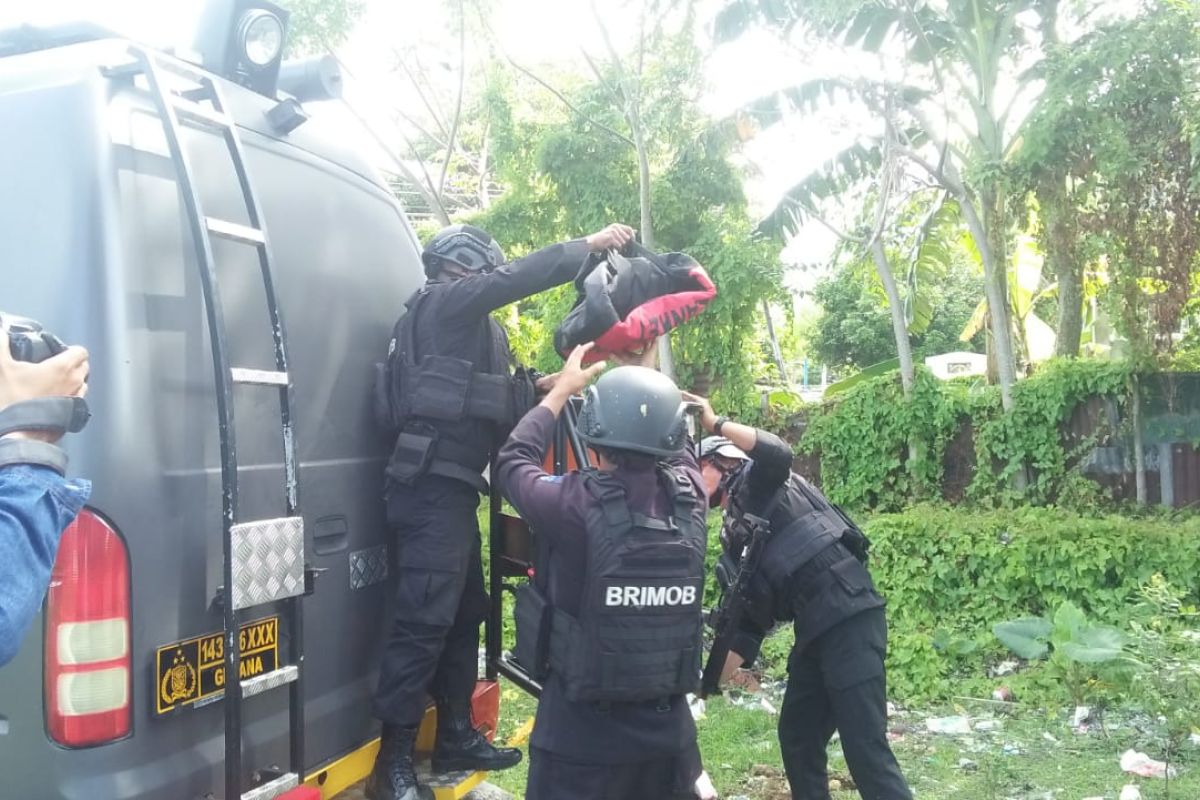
584;265;716;363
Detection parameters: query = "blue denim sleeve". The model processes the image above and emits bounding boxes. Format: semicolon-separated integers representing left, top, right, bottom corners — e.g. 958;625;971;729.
0;465;92;666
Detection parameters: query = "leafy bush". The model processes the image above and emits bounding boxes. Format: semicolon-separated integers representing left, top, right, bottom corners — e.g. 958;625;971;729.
801;359;1133;510
993;600;1127;707
801;367;967;510
864;505;1200;703
1121;575;1200;789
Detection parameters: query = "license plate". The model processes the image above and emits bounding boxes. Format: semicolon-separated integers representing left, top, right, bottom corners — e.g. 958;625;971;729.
155;617;279;714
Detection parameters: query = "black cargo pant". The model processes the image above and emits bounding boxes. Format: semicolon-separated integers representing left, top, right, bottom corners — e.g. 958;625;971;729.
373;476;489;727
779;608;911;800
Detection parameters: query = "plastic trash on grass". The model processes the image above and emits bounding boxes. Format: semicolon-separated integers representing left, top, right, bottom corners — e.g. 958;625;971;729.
1120;748;1177;779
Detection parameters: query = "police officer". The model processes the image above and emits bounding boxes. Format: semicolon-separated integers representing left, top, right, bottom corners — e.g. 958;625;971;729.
496;344;706;800
369;223;635;800
684;392;912;800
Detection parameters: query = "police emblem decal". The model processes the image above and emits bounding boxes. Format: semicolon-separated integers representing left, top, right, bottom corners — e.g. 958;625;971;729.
161;649;198;705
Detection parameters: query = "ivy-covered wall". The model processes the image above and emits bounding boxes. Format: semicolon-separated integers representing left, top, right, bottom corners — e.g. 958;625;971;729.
794;360;1200;511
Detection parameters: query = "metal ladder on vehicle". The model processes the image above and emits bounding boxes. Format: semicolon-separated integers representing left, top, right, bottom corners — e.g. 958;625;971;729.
126;48;307;800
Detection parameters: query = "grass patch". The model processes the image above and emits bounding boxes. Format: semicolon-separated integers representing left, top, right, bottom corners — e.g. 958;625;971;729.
486;684;1200;799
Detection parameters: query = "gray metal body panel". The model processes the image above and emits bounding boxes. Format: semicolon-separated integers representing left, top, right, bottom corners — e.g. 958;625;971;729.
0;39;422;799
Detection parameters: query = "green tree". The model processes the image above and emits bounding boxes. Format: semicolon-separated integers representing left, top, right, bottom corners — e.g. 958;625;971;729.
464;13;782;417
715;0;1103;411
1018;0;1200;363
283;0;364;55
813;247;983;371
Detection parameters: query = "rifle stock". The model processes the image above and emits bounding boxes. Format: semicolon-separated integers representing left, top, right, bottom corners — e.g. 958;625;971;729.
699;512;772;698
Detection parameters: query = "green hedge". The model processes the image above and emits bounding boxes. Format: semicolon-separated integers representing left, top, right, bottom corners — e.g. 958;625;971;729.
798;359;1134;511
863;505;1200;702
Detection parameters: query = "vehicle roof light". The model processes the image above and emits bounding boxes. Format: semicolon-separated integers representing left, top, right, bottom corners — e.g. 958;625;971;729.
239;9;283;69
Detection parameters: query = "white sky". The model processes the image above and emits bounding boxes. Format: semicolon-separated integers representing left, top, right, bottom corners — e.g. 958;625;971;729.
0;0;855;280
0;0;1144;291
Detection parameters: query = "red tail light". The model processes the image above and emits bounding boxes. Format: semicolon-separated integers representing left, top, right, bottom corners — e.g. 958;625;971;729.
44;509;132;748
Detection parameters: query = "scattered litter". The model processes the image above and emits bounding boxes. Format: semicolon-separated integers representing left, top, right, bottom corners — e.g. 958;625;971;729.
887;701;897;717
957;758;978;772
506;716;535;748
1119;786;1142;800
829;772;856;791
991;686;1014;702
1042;731;1060;745
728;796;750;800
990;659;1019;677
1082;796;1104;800
1121;748;1177;779
1002;741;1024;756
693;772;717;800
926;715;973;735
973;719;1003;732
1072;706;1093;728
1191;732;1200;747
688;695;706;721
725;668;762;694
759;698;777;715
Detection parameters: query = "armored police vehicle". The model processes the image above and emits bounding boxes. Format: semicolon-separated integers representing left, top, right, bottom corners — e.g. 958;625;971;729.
0;2;502;798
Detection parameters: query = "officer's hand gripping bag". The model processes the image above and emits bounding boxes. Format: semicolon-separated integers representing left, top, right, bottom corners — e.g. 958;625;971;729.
553;242;717;364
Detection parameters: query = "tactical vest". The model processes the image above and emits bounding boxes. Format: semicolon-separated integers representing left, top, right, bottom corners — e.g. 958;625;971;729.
373;287;538;490
722;473;881;645
515;466;706;704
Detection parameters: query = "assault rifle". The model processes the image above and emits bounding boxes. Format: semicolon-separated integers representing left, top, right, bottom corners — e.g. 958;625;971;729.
699;509;773;698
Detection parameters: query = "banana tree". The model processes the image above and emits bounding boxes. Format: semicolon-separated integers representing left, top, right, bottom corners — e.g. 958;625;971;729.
767;131;922;397
763;127;961;399
960;234;1058;368
715;0;1079;411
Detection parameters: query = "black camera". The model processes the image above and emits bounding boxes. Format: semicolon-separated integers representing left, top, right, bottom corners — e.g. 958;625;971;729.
3;313;67;364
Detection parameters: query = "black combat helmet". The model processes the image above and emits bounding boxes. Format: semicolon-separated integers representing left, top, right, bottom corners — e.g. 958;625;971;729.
422;224;505;278
578;366;687;458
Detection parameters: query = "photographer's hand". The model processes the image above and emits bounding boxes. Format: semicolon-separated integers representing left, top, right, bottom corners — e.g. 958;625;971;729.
0;339;89;442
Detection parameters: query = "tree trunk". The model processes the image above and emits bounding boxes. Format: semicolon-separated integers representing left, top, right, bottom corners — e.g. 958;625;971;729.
1048;204;1084;357
628;101;674;378
477;120;492;209
1132;374;1147;505
962;189;1017;409
870;239;915;396
762;299;790;385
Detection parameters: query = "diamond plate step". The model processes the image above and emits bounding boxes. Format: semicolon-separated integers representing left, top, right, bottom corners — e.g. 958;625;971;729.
240;772;299;800
231;516;305;611
241;665;298;699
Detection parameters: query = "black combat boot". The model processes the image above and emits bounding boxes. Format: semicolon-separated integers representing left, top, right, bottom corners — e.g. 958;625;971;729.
365;724;434;800
431;697;522;773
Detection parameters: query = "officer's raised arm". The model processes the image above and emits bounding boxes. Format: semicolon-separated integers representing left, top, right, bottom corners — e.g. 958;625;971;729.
684;391;792;500
438;224;636;323
496;344;606;533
